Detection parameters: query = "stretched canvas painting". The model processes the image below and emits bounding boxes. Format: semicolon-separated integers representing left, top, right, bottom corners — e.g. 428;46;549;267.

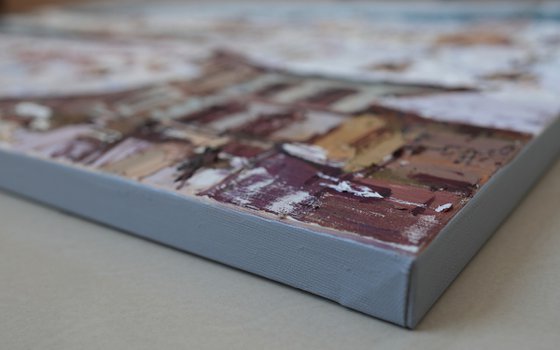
0;1;559;327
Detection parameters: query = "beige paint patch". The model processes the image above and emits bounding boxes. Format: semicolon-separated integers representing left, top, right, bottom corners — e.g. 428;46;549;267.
102;142;189;179
313;115;386;166
0;120;17;143
345;131;405;172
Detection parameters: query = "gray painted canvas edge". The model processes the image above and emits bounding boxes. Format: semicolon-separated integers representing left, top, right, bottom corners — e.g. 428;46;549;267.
406;116;560;328
0;148;414;326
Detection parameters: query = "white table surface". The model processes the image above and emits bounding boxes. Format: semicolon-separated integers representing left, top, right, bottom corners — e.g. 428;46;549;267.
1;159;559;350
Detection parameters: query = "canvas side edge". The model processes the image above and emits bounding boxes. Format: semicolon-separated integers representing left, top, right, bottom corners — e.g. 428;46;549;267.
406;116;560;328
0;148;414;326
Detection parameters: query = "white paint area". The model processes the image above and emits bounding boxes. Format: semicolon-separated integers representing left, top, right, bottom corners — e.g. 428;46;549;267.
267;191;312;215
229;167;276;206
206;110;257;132
237;167;269;181
321;181;384;199
232;157;248;169
403;215;438;245
207;103;286;133
282;143;330;165
380;91;560;135
243;178;275;194
15;102;52;120
272;80;327;104
435;203;453;213
13;125;92;154
59;140;92;160
16;102;53;131
90;137;153;168
0;34;203;98
232;177;275;206
388;197;427;208
316;172;339;182
187;168;231;192
381;241;420;254
331;89;381;113
272;110;344;142
387;45;529;87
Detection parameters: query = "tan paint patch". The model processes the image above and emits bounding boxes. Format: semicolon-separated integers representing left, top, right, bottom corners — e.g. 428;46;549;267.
102;142;190;179
314;115;386;163
0;120;17;143
345;131;405;172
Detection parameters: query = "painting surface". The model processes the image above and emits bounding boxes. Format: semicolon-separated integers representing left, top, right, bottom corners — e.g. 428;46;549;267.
1;3;559;253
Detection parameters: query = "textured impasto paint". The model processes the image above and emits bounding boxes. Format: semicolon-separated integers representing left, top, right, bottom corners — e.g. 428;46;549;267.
1;5;559;254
